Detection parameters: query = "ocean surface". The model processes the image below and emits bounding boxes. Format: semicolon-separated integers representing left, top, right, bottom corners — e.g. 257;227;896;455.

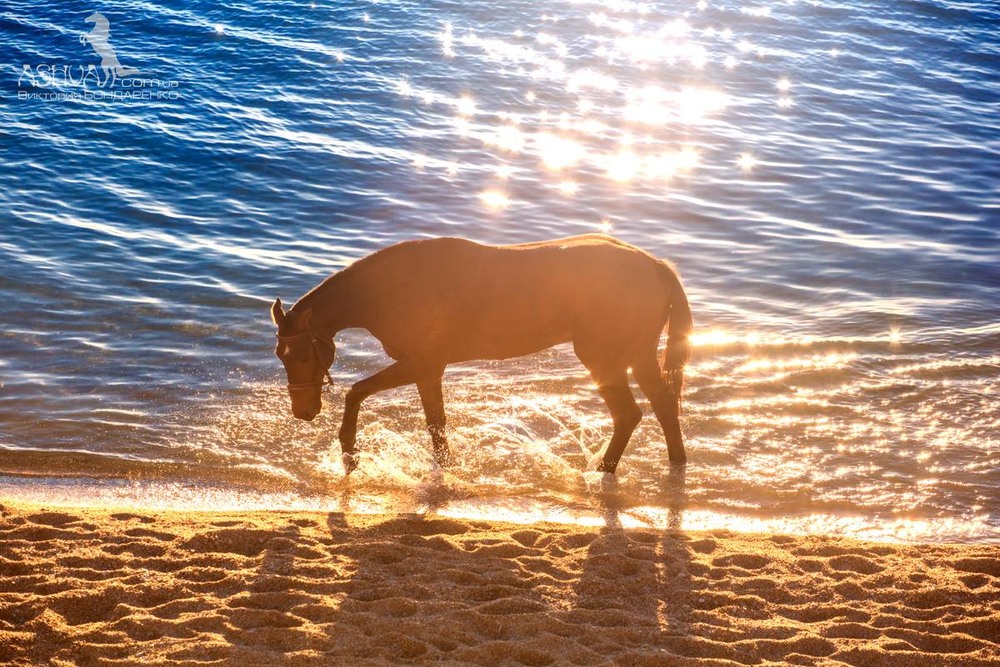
1;0;998;543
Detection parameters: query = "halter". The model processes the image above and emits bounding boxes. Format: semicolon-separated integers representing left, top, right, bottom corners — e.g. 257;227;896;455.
276;328;335;392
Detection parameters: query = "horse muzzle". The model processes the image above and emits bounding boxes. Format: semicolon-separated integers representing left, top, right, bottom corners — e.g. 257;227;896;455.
289;387;322;421
293;408;318;422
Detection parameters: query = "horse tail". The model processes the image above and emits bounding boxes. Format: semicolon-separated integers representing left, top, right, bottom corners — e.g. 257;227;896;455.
658;260;692;397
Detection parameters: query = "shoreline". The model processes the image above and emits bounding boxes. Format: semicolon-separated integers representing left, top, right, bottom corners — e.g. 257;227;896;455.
1;500;997;666
1;475;994;545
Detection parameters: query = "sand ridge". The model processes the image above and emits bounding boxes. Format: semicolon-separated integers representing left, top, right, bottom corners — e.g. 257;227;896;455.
0;501;997;666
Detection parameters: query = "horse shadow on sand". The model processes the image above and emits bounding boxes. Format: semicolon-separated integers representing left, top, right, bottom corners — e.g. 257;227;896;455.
305;468;696;664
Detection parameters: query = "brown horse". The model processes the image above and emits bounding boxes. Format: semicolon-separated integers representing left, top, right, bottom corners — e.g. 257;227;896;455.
270;234;692;474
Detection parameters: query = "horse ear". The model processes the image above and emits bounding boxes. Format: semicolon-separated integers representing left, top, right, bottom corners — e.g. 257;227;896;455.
271;298;285;326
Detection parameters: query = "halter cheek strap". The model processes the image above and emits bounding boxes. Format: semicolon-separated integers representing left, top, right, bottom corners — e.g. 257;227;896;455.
277;329;335;392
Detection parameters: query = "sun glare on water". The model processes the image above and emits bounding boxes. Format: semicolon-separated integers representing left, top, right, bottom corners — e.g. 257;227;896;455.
382;2;792;208
479;189;510;209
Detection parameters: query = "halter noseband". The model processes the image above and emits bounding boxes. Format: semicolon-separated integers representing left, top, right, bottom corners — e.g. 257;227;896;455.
277;328;335;392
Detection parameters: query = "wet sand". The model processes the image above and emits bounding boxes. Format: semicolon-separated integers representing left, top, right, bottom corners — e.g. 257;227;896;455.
0;500;997;666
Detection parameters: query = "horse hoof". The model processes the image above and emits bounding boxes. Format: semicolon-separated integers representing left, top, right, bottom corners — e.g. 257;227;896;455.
342;452;359;474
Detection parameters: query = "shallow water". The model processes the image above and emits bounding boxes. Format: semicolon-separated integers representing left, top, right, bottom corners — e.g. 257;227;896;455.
1;0;998;542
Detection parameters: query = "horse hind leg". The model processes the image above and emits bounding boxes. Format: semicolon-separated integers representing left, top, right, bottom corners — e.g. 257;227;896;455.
633;353;686;465
417;369;451;467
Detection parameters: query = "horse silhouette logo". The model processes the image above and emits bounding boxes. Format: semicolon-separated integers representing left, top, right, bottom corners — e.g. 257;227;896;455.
79;12;140;80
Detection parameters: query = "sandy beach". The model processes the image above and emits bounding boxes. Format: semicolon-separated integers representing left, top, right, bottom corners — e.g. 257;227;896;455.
0;500;997;666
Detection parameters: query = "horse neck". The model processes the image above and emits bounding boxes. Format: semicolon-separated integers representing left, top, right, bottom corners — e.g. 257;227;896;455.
296;270;362;336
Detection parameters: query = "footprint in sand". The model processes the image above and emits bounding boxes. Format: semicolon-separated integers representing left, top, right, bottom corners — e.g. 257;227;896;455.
828;554;884;575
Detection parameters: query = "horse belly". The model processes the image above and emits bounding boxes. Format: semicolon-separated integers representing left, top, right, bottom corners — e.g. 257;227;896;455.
452;293;573;361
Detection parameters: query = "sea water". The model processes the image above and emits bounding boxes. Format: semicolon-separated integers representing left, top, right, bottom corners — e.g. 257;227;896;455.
1;0;998;542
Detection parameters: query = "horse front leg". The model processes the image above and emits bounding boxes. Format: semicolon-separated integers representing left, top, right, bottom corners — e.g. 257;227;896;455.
339;361;420;473
417;369;449;467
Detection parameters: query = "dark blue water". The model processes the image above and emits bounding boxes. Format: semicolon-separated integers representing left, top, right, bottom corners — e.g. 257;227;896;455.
1;0;998;542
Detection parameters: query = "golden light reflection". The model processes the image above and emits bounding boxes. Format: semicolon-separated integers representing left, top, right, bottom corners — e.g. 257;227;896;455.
567;69;618;94
735;352;857;375
738;153;757;171
743;6;772;18
574;117;608;136
432;501;993;543
622;94;667;125
455;95;476;116
558;180;579;196
453;117;470;138
690;329;814;348
480;189;511;209
484;124;525;153
643;153;679;180
607;150;641;182
536;132;584;171
439;22;455;58
680;145;700;170
644;149;693;180
623;86;727;125
415;1;797;203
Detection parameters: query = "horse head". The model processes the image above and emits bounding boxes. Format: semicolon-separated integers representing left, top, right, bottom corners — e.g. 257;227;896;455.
271;298;336;421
